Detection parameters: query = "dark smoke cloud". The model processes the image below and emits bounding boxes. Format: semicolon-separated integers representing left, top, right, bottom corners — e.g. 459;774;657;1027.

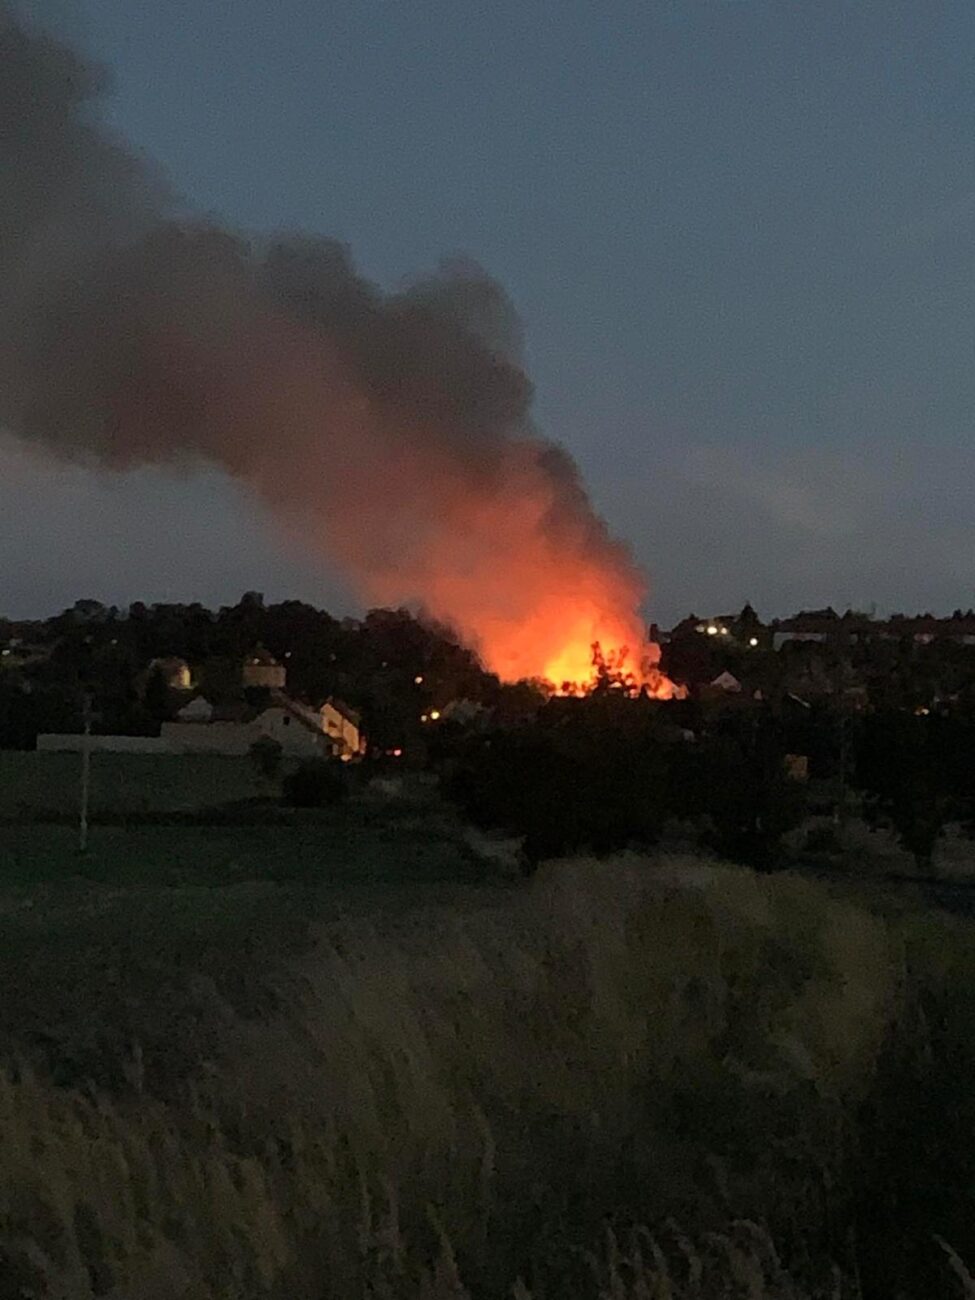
1;3;529;466
0;3;648;680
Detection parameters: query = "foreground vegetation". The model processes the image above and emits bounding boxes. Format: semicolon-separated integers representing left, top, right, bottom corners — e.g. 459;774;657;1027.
1;783;975;1296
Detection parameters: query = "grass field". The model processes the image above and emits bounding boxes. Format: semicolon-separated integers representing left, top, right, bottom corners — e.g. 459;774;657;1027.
2;752;975;1296
0;750;267;818
0;751;493;889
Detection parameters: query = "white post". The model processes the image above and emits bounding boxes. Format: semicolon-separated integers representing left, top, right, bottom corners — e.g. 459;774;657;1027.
79;693;92;854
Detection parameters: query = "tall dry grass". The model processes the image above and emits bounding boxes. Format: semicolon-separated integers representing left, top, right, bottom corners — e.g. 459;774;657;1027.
0;853;967;1297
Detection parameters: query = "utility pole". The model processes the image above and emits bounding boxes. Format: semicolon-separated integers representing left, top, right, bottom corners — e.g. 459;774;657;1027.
834;655;852;827
79;691;92;854
836;707;849;827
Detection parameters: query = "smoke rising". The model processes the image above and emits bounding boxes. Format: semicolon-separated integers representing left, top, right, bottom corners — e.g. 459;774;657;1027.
1;3;651;684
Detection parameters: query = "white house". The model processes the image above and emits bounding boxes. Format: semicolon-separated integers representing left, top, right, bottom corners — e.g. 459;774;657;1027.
710;670;742;693
242;646;287;690
176;695;214;723
38;691;366;760
160;693;365;759
162;700;326;758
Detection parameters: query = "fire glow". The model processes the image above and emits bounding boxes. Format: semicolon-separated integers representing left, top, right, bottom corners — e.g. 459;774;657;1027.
285;428;685;698
1;6;684;703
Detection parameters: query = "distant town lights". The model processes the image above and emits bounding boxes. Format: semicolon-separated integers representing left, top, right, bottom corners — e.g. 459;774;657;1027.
706;625;719;636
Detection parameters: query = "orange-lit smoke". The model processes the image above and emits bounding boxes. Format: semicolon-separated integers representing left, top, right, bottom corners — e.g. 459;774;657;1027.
1;7;683;697
186;310;676;694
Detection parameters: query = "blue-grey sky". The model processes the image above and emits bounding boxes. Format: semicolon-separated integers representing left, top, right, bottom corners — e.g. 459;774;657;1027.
4;0;974;625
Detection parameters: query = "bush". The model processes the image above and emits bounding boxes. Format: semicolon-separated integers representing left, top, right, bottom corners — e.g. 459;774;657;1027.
670;716;806;871
445;698;670;866
804;821;845;856
249;735;283;779
282;757;347;807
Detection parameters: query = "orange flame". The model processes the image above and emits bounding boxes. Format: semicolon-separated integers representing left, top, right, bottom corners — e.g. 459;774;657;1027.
163;317;685;700
311;438;685;699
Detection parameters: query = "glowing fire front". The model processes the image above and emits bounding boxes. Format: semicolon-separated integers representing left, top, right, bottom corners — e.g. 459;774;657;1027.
538;635;686;700
282;436;687;700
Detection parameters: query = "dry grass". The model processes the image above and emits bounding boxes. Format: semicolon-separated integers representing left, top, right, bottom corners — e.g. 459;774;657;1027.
0;852;968;1297
0;750;266;818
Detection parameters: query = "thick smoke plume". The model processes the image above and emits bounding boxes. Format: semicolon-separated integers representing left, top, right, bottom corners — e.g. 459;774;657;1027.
1;4;659;686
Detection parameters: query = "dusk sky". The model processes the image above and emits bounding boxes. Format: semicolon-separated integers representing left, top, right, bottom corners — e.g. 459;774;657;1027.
4;0;974;626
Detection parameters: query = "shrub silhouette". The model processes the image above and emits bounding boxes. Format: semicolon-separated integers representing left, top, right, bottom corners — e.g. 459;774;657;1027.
282;758;347;808
445;695;670;867
249;735;283;779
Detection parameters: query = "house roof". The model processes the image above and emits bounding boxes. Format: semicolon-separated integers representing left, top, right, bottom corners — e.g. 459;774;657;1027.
272;692;328;734
775;608;841;633
324;696;361;726
176;694;212;720
711;671;742;690
172;691;333;736
246;645;281;666
895;614;975;636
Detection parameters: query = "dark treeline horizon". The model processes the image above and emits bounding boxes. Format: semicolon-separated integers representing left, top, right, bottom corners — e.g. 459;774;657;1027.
5;593;975;634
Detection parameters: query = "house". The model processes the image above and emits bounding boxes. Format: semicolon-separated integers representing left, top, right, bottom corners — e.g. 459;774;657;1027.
668;604;767;647
242;646;287;690
268;695;365;760
772;609;841;650
147;657;193;691
710;670;742;693
892;613;975;647
0;640;51;671
176;695;214;722
41;691;366;760
161;699;324;757
319;698;365;760
161;691;365;760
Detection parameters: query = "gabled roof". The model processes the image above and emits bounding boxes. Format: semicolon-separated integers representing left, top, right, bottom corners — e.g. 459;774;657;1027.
711;670;742;691
269;691;329;735
176;694;212;721
775;608;841;633
246;644;281;666
324;696;361;726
